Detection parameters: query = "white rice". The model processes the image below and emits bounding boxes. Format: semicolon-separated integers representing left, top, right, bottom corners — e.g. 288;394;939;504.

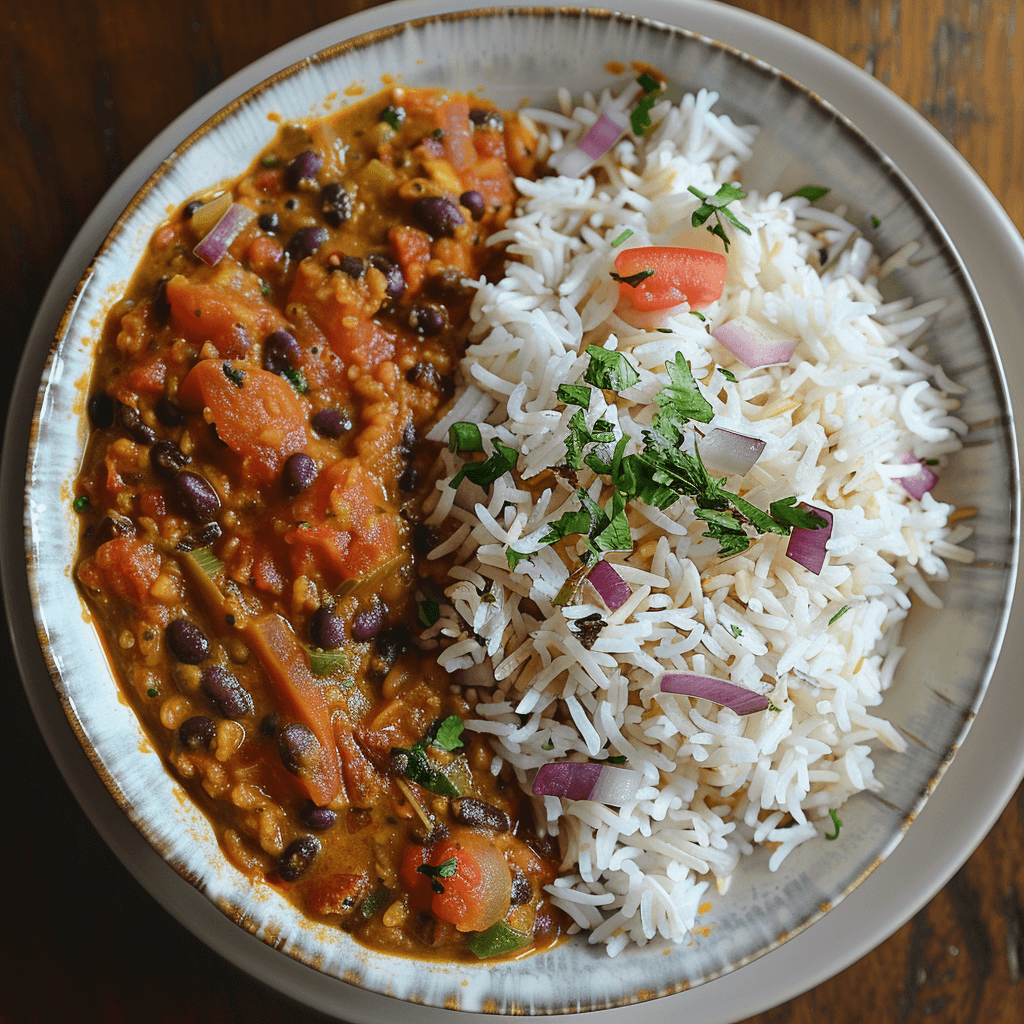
423;87;972;953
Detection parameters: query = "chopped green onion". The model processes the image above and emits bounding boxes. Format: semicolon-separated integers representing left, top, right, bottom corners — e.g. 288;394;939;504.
309;647;349;676
610;228;634;247
828;605;850;626
825;808;843;840
690;310;707;322
448;421;483;454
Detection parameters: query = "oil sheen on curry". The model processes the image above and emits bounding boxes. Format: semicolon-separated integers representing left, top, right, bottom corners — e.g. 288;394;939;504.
73;87;568;962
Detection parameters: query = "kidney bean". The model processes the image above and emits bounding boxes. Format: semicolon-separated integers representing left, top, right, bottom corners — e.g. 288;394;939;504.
259;711;281;738
175;521;222;553
155;396;185;427
368;255;405;299
283;452;317;494
320;183;352;227
309;606;345;651
351;603;384;641
87;392;116;429
286;226;328;261
412;522;438;556
406;361;441;389
119;403;157;444
398;420;418;458
262;328;301;375
450;797;511;833
469;108;503;129
179;715;217;751
175;471;221;522
331;254;364;278
278;835;321;882
311;408;350;438
166;618;210;664
459;190;485;221
182;199;203;219
510;871;532;906
286;149;323;188
150;440;190;479
372;624;409;677
412;196;464;238
278;722;321;775
299;800;338;832
409;305;446;336
202;665;253;719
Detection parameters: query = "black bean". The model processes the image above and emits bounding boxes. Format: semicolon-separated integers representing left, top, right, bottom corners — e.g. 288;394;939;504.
299;800;338;832
119;403;157;444
179;715;217;751
469;108;503;128
450;797;510;833
398;465;418;492
174;471;221;522
282;452;317;495
459;190;486;221
309;606;345;651
406;361;441;388
259;711;281;738
183;199;203;219
368;255;405;299
150;440;190;479
95;512;136;544
258;211;279;233
286;226;328;261
87;392;116;429
166;618;210;664
202;665;253;719
332;254;365;279
176;521;222;552
374;624;409;674
285;197;299;211
286;149;323;188
155;396;185;427
351;603;384;641
263;328;301;375
510;871;532;906
412;196;464;238
412;522;438;556
278;835;320;882
311;408;350;439
398;420;418;458
278;722;321;775
321;183;352;227
409;305;446;336
152;277;172;321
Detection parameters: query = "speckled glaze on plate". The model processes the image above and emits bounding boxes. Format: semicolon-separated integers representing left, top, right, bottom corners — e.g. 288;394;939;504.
23;6;1017;1014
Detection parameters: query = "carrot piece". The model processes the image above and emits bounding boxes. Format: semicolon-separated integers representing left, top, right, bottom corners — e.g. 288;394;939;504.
177;358;309;485
388;225;431;295
435;96;476;170
326;317;397;371
334;726;387;806
244;613;342;806
124;355;167;395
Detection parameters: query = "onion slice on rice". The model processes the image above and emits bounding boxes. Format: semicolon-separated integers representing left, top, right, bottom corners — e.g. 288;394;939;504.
897;452;938;500
532;761;642;805
549;108;630;178
712;315;798;368
587;559;631;610
786;505;834;575
194;202;256;266
659;673;770;715
698;428;766;476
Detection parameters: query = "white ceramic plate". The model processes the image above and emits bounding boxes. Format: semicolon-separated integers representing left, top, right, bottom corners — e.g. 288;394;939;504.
4;2;1020;1021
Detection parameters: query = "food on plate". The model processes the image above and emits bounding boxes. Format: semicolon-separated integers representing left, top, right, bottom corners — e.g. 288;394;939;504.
72;75;973;962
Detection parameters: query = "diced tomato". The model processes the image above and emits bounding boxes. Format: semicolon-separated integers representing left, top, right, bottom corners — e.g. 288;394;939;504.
504;117;538;179
124;356;167;395
306;872;370;917
243;613;342;806
327;317;397;371
614;245;727;313
435;97;476;170
80;537;162;605
177;358;310;486
138;487;167;519
425;829;512;933
459;157;515;209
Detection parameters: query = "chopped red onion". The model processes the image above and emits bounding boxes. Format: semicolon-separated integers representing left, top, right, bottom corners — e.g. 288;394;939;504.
659;673;770;715
532;761;642;805
194;202;255;266
897;452;938;501
698;428;766;477
549;108;630;178
588;559;631;611
785;505;833;575
712;315;798;369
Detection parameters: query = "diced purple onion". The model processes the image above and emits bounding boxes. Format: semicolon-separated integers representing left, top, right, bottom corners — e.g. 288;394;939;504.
897;452;938;501
532;761;642;805
351;603;384;641
659;673;770;716
698;428;766;477
712;315;798;369
587;559;631;611
786;505;833;575
194;202;255;266
549;108;630;178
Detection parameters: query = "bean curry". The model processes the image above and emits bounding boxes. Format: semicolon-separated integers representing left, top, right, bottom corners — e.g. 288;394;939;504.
72;87;568;961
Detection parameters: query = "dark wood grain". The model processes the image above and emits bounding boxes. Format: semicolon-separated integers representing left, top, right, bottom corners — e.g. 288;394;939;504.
3;2;1022;1021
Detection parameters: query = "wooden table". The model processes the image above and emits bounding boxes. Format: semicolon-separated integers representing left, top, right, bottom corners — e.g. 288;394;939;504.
3;2;1021;1021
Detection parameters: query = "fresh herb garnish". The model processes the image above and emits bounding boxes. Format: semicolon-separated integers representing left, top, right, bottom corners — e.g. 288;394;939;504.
767;699;782;713
392;717;466;798
417;857;458;893
147;688;159;698
606;754;627;764
719;367;737;382
730;624;742;637
360;887;391;918
924;457;939;466
380;106;404;130
690;310;707;322
656;327;674;333
825;808;843;841
506;548;534;571
449;438;518;493
871;215;881;228
828;605;850;626
610;228;634;247
786;185;830;203
418;599;440;628
282;366;308;393
556;383;592;409
584;346;640;391
688;182;752;252
72;495;89;512
610;268;655;288
630;72;661;136
448;421;483;454
222;362;245;388
431;715;465;752
261;154;279;167
260;282;272;296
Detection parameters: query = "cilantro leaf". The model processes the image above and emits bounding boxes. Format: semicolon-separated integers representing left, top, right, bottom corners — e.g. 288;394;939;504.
786;185;830;203
556;384;592;409
584;346;640;392
655;350;714;426
768;497;830;530
630;73;661;136
449;439;518;492
722;489;789;535
506;547;534;571
687;183;752;253
719;367;736;382
610;268;655;288
431;715;465;752
396;745;461;797
539;506;593;545
417;856;458;893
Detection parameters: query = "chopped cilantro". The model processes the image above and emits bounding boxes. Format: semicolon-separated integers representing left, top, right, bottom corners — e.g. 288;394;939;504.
431;715;465;752
828;605;850;626
261;154;279;167
417;856;458;893
610;268;655;288
449;439;518;493
506;548;534;571
147;688;159;698
448;421;483;454
786;185;831;203
630;72;661;136
767;699;782;713
222;362;245;387
655;350;714;426
556;383;592;409
825;808;843;841
871;215;882;228
583;346;640;391
72;495;89;513
924;457;939;466
610;228;634;247
719;367;737;382
606;754;627;764
418;600;440;628
360;887;390;918
730;624;742;638
380;106;405;130
767;497;829;531
688;182;752;253
260;282;272;296
282;366;308;393
690;310;707;322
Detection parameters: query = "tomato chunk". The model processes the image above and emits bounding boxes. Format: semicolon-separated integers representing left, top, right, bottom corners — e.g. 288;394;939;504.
79;537;161;605
426;829;512;933
614;246;727;313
